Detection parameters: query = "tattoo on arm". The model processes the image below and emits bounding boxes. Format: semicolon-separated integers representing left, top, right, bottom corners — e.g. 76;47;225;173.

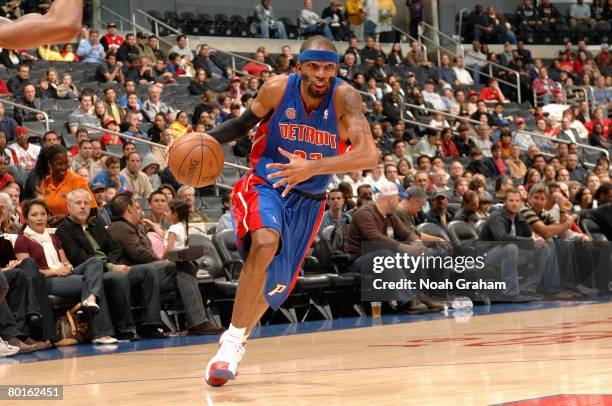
341;85;372;144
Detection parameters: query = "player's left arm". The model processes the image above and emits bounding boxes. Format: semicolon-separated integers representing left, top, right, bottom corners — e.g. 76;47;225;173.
0;0;82;49
267;84;378;197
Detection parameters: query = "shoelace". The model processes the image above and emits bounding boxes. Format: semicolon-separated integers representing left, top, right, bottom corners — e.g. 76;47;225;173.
217;338;246;365
0;337;11;349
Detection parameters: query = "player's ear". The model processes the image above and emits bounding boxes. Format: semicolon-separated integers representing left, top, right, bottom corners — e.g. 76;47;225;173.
296;62;302;76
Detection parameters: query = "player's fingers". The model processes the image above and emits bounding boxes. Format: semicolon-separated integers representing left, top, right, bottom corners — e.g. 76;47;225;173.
272;178;288;189
267;169;288;180
277;147;295;160
266;163;288;171
281;183;294;198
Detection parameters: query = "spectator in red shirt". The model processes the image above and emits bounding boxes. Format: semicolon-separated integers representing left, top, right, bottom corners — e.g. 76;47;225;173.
557;51;574;74
100;116;123;149
585;107;610;138
0;78;8;95
439;128;459;157
0;155;14;189
242;51;271;78
100;22;124;52
594;44;610;69
479;78;508;104
532;67;560;105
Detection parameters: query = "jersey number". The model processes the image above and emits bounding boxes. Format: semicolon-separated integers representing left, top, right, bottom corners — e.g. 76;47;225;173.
293;150;322;160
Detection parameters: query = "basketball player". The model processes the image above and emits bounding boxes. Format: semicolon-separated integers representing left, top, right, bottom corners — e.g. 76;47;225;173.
197;36;378;386
0;0;82;49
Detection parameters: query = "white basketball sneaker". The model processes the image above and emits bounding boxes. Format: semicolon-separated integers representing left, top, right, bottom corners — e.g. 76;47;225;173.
0;337;19;357
205;331;246;387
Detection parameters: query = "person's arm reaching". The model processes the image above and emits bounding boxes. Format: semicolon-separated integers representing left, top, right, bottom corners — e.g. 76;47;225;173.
267;83;378;197
0;0;82;49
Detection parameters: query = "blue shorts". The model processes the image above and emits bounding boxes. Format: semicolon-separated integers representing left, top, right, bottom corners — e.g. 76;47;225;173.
231;172;327;310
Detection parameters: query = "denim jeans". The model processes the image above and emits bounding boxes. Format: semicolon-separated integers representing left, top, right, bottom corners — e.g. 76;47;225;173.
260;20;287;39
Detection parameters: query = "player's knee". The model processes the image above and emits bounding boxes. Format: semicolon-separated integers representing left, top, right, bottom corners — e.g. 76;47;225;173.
251;229;280;254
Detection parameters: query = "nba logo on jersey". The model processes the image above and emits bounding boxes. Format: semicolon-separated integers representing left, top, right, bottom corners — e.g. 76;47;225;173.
285;108;296;120
323;109;328;120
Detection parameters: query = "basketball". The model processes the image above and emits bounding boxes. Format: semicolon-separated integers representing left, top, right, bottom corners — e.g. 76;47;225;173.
167;133;224;188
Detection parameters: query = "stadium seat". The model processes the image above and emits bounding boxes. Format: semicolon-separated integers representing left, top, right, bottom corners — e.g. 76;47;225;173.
416;223;450;241
105;144;123;157
56;99;78;112
447;220;478;246
212;229;243;280
580;218;608;242
230;15;249;38
62;132;77;149
214;14;233;37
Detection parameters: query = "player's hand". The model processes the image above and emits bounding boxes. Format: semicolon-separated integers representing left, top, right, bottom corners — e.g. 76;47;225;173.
266;148;315;198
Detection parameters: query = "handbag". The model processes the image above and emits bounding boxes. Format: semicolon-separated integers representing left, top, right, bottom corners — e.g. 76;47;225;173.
54;302;90;346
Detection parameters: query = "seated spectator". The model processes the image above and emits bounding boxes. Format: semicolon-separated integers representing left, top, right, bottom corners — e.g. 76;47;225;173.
216;193;233;233
108;192;221;335
100;22;124;52
169;35;194;61
0;49;24;70
480;78;508;104
570;0;596;30
532;68;560;106
189;68;211;96
449;178;468;204
141;84;176;123
0;103;18;142
405;40;431;68
70;140;101;179
146;189;169;232
464;42;488;84
91;156;129;193
254;0;287;39
425;192;454;227
169;111;193;139
7;63;31;98
141;153;162;191
0;233;55;352
14;84;43;125
299;0;334;40
7;127;40;172
123;94;144;124
594;44;610;69
321;189;352;229
242;51;270;78
100;117;123;148
482;144;510;178
68;91;99;134
116;33;139;63
90;183;112;226
56;189;166;339
15;199;118;345
39;145;96;224
119;152;153;199
414;130;441;158
343;183;432;313
77;29;105;64
516;0;540;40
434;54;458;87
0;191;20;233
135;32;156;62
192;44;228;80
95;52;124;83
177;185;211;223
166;52;188;77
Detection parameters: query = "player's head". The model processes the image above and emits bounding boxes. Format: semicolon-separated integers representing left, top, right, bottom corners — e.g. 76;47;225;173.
297;35;339;99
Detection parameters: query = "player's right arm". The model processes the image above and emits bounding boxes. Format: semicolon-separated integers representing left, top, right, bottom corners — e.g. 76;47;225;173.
206;74;287;144
0;0;82;49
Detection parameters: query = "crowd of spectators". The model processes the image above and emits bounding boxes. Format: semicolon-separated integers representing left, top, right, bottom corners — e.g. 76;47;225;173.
0;1;611;356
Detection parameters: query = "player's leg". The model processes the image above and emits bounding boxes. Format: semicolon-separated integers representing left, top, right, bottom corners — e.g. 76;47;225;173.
205;228;278;387
230;228;279;329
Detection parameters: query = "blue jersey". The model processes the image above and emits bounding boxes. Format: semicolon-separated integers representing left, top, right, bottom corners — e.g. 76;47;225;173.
250;73;348;195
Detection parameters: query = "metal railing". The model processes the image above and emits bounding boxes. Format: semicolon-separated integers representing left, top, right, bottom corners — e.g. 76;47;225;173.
457;8;470;43
390;24;427;58
134;9;272;73
79;124;249;171
97;5;173;48
354;89;377;103
0;99;49;133
402;100;608;162
418;21;522;103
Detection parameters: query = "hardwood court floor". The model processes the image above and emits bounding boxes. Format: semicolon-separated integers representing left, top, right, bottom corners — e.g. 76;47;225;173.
2;302;612;405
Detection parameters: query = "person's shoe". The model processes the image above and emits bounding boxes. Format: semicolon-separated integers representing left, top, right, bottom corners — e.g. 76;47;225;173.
7;337;36;354
576;284;600;296
138;326;167;339
92;336;118;345
188;321;225;336
0;337;19;357
402;298;428;314
24;338;53;351
81;300;100;313
205;331;246;387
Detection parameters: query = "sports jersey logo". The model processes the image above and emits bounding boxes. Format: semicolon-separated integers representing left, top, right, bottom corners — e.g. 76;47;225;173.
285;108;296;120
323;109;328;120
279;123;337;148
267;284;287;296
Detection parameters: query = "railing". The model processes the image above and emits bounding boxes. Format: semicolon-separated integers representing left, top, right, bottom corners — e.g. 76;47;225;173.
418;21;522;103
97;5;173;47
457;8;471;43
0;99;49;133
403;101;608;162
79;124;249;171
354;89;377;103
134;9;272;73
390;24;427;58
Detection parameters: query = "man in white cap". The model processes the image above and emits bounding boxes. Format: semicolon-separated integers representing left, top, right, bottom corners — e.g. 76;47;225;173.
345;182;432;313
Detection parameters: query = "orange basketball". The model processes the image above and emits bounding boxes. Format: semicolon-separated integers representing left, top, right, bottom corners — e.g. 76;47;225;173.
167;133;224;188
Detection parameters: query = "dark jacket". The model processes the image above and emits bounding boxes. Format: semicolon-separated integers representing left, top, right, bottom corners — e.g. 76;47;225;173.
482;157;511;178
55;216;123;267
108;217;159;265
479;207;532;242
580;203;612;241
